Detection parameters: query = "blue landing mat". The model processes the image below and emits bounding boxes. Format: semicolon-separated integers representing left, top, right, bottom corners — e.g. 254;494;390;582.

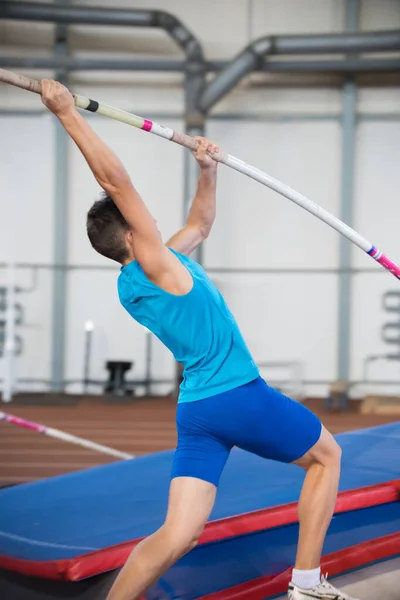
148;502;400;600
0;423;399;564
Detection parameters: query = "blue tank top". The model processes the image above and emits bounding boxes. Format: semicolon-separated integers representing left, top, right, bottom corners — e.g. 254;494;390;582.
117;249;259;403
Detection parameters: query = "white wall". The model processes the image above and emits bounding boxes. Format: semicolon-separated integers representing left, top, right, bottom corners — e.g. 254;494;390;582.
351;121;400;396
1;0;400;397
205;118;341;393
0;116;54;386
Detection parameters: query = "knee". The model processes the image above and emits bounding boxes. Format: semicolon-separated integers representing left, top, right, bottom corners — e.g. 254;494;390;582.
299;430;342;472
162;522;203;557
328;438;342;463
184;533;201;553
321;435;342;470
174;530;202;556
178;529;202;554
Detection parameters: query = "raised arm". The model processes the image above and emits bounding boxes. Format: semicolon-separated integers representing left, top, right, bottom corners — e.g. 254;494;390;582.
167;138;218;256
41;80;191;293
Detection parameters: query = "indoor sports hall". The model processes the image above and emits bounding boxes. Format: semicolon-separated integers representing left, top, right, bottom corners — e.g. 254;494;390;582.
0;2;399;599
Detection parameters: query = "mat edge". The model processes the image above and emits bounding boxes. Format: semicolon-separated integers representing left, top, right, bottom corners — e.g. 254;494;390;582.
0;479;398;581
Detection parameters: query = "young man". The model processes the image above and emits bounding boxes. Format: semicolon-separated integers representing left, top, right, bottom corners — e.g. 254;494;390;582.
41;80;357;600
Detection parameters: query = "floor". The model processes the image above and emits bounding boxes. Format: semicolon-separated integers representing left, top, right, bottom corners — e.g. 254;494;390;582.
276;558;400;600
0;396;399;485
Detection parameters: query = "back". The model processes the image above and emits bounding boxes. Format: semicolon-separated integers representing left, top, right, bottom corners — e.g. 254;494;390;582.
118;249;259;402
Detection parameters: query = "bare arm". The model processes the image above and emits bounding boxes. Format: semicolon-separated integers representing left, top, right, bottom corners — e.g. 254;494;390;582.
41;80;191;292
167;138;218;256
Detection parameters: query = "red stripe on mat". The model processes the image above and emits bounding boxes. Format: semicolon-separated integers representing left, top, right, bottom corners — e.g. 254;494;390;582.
199;479;400;545
197;531;400;600
0;479;399;581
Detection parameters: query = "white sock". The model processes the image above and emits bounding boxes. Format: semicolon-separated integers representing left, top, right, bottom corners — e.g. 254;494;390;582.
291;567;321;590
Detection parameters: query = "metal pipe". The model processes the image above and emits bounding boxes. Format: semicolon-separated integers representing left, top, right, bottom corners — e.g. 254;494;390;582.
2;260;17;402
2;109;400;122
182;41;206;262
201;38;273;112
0;1;156;26
83;321;93;394
50;3;69;392
1;56;400;73
363;353;400;382
0;2;204;62
271;30;400;54
259;58;400;73
337;0;359;383
0;58;189;71
337;79;357;381
200;29;400;111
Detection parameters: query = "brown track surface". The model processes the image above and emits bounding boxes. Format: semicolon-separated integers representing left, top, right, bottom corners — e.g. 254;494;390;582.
0;397;398;485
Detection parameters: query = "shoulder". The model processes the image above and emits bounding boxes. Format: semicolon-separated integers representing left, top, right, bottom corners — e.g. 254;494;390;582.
119;260;144;281
168;247;201;271
117;261;145;301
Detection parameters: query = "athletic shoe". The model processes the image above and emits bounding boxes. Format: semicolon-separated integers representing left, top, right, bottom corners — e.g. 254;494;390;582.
288;575;360;599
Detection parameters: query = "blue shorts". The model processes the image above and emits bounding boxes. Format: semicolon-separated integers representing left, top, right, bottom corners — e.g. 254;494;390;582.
172;377;322;486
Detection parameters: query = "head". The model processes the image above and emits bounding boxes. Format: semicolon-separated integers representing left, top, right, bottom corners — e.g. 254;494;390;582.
86;193;133;264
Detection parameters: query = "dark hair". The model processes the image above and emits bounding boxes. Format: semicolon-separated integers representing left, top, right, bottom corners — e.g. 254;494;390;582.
86;194;131;263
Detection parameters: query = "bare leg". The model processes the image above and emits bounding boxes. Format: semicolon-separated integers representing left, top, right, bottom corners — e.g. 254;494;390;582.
106;477;216;600
293;426;342;569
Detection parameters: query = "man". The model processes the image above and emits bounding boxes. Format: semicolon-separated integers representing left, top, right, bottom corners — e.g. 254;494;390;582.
41;80;356;600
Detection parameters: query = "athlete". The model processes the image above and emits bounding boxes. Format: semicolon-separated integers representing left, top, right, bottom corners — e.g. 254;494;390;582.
41;79;358;600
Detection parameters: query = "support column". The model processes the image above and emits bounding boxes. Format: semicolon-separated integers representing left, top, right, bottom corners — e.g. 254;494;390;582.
337;0;359;382
50;2;69;391
183;61;206;263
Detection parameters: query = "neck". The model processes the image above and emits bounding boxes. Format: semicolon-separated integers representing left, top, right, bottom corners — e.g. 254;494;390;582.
122;250;135;266
122;258;133;266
